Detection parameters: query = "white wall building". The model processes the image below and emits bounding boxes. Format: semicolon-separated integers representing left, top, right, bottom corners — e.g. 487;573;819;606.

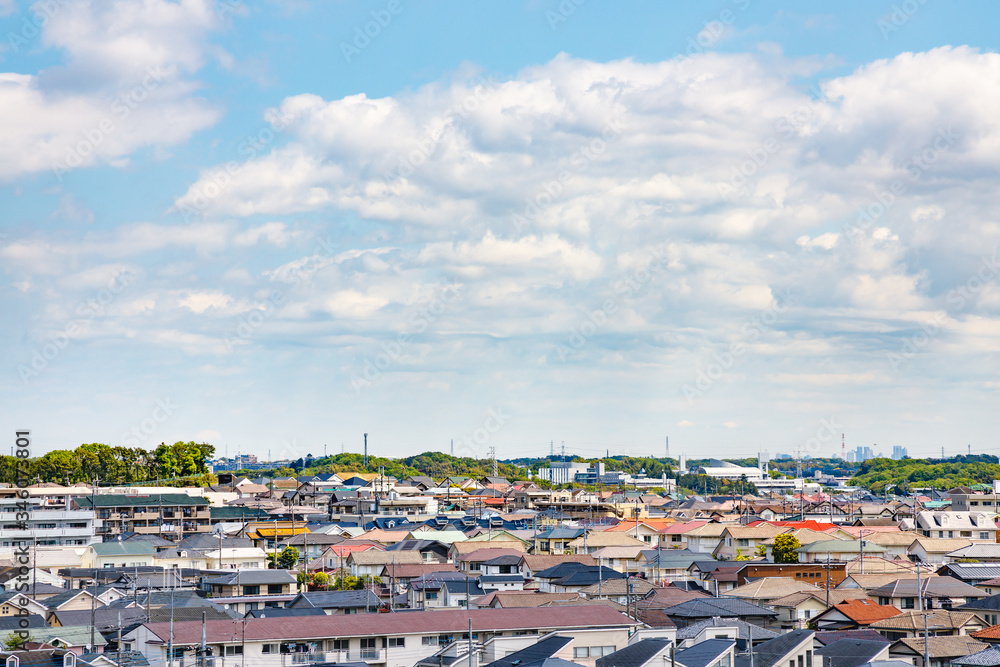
0;487;99;548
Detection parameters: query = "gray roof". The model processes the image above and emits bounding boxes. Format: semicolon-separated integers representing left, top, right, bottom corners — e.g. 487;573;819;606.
939;563;1000;582
203;570;297;586
597;638;671;667
479;575;524;583
676;617;780;642
483;555;523;566
0;614;48;631
88;542;158;556
675;639;735;667
962;594;1000;611
815;639;890;667
953;646;1000;667
662;598;778;619
483;635;573;667
871;577;986;599
736;629;814;667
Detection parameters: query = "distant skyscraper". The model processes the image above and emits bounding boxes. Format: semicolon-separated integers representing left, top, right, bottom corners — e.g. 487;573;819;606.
853;446;874;462
892;445;908;460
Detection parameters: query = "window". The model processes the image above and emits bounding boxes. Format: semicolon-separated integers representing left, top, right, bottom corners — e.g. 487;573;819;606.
948;531;954;538
902;598;915;609
982;533;991;540
360;639;377;649
798;655;804;667
388;638;405;648
243;585;260;595
268;584;283;594
806;652;813;667
422;637;438;646
574;648;590;659
245;602;258;611
426;592;438;600
224;646;243;656
262;645;277;654
330;640;348;651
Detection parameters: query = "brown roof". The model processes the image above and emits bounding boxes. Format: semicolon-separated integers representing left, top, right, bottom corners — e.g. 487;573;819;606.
725;577;822;601
579;579;656;596
768;590;871;608
567;533;645;548
911;538;974;553
722;525;788;539
894;636;987;659
458;548;525;563
871;610;985;631
636;585;710;609
381;563;457;579
521;554;597;571
473;592;581;608
143;605;636;644
830;599;901;624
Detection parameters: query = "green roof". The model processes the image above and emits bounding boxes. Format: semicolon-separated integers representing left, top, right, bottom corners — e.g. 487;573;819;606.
210;506;272;520
76;494;209;508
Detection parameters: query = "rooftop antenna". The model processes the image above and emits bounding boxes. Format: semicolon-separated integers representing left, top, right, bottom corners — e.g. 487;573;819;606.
364;433;368;467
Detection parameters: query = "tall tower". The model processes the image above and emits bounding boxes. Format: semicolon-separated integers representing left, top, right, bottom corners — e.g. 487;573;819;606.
451;439;454;456
841;433;845;461
364;433;368;467
488;447;498;477
665;436;669;460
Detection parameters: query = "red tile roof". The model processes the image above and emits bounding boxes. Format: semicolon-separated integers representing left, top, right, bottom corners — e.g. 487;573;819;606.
142;605;636;644
831;599;902;624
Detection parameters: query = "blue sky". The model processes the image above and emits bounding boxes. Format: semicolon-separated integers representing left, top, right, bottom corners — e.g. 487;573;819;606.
2;0;1000;463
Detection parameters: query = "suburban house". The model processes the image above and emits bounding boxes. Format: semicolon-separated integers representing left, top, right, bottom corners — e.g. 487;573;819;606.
915;511;998;542
81;542;157;569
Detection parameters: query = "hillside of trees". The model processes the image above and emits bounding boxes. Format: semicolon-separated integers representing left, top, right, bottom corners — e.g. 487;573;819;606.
0;441;215;486
849;455;1000;493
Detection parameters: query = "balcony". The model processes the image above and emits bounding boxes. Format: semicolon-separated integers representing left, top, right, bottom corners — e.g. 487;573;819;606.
290;650;385;664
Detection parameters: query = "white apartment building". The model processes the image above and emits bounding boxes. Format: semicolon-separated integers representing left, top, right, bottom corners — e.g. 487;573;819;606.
124;605;638;667
0;487;99;548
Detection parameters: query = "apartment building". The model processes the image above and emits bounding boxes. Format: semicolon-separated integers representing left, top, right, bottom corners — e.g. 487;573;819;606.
74;494;212;541
124;605;637;667
0;487;99;548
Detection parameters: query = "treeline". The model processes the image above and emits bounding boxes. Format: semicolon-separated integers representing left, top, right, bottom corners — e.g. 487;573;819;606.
677;473;759;496
850;456;1000;492
232;451;525;482
0;442;215;486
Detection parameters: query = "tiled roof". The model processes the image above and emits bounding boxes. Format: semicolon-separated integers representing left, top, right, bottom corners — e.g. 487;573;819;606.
768;589;871;608
521;554;597;570
484;635;574;667
829;599;902;624
892;636;987;659
814;630;891;646
910;537;974;553
567;533;645;547
721;525;787;539
815;639;890;667
724;577;822;601
676;617;779;641
870;577;986;599
676;639;736;667
870;610;984;631
596;638;670;667
744;629;814;667
953;645;1000;667
660;597;777;618
142;605;637;644
971;624;1000;640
